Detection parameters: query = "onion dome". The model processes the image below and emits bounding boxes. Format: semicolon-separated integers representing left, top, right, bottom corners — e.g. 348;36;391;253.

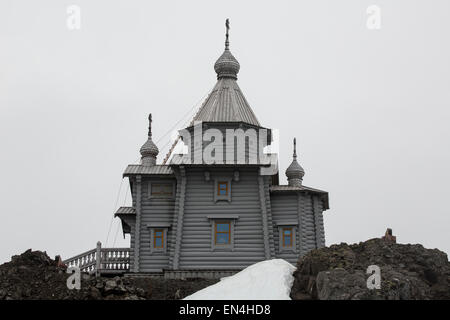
140;114;159;166
214;19;240;80
285;138;305;187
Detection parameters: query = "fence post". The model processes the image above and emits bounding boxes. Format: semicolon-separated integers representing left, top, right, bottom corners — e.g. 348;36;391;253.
95;241;101;277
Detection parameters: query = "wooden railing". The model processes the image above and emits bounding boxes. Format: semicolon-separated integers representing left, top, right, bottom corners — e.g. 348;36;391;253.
63;242;130;276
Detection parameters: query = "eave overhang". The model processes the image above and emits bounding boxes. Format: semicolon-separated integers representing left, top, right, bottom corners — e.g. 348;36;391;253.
270;185;330;211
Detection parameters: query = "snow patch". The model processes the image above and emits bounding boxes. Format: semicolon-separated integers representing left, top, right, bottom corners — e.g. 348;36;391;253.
184;259;296;300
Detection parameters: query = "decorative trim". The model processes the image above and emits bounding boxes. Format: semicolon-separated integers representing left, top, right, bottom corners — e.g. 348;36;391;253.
133;175;142;272
303;195;317;252
264;179;276;258
168;169;183;269
172;166;186;270
258;176;271;260
163;270;239;280
313;196;326;248
276;221;299;226
146;223;171;228
207;215;239;220
148;180;175;199
297;193;307;256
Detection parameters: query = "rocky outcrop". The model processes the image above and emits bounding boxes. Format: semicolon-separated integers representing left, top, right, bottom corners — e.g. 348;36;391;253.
290;238;450;300
0;249;217;300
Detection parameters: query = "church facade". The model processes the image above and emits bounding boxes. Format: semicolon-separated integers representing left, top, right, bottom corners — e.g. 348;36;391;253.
115;21;329;276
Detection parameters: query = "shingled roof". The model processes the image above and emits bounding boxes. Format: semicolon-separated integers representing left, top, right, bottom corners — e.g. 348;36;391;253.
192;78;260;126
123;164;173;177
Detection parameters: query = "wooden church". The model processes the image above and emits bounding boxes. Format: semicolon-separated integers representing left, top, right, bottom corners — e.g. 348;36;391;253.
113;21;329;278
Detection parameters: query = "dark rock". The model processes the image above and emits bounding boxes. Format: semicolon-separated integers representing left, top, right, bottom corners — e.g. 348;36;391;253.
316;268;367;300
104;279;117;293
89;287;102;300
291;238;450;300
0;249;217;300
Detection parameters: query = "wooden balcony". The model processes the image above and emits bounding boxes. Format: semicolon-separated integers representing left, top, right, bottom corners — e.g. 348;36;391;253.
63;242;130;276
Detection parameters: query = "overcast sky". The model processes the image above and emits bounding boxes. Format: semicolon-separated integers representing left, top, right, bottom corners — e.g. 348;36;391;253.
1;0;449;264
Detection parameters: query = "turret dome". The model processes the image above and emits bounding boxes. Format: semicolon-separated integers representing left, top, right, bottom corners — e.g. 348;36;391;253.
214;50;240;79
285;138;305;186
140;139;159;158
140;114;159;166
214;18;240;80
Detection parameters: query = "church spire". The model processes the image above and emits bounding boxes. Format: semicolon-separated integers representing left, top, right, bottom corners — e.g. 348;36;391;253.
140;113;159;166
190;19;260;127
286;138;305;187
148;113;153;138
225;18;230;50
293;137;297;160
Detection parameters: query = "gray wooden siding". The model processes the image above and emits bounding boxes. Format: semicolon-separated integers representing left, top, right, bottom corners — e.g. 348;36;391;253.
124;170;326;273
263;176;276;258
179;167;266;269
313;196;326;248
137;177;177;272
270;194;300;265
168;168;183;269
300;193;316;254
128;179;137;271
120;216;136;271
183;124;270;165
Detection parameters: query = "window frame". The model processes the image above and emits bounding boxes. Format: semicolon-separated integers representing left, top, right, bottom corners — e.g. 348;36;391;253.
281;227;293;248
153;229;164;249
214;221;231;246
277;225;297;253
147;224;170;254
213;178;232;202
207;215;239;251
148;181;175;199
217;181;229;196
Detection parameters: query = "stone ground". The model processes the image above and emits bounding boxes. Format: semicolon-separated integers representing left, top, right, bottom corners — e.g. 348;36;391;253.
0;250;217;300
290;238;450;300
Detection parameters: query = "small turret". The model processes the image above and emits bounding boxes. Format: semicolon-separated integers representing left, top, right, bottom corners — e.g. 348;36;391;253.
140;114;159;166
285;138;305;187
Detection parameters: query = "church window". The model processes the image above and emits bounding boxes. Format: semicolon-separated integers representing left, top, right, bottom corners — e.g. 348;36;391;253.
153;229;164;248
217;181;229;196
149;182;174;198
214;178;232;202
215;221;231;245
282;227;293;247
277;224;297;253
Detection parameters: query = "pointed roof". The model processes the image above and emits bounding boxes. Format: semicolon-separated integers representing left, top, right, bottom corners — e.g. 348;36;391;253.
193;78;261;126
192;19;261;127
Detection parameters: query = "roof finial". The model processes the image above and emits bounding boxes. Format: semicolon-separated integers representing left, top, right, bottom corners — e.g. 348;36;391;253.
225;18;230;50
293;138;297;160
148;113;152;138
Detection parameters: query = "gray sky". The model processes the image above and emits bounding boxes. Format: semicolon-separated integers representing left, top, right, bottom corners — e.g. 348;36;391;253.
1;0;449;264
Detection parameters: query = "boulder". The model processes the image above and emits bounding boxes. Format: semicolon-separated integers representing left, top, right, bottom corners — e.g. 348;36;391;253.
291;238;450;300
